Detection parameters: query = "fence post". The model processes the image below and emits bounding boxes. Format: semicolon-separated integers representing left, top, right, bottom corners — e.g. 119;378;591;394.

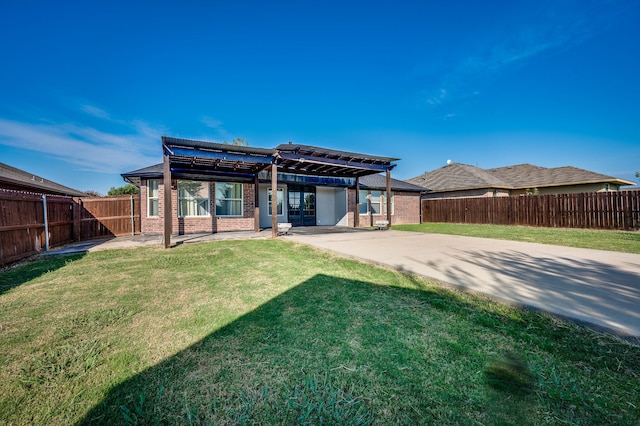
130;195;135;236
73;198;81;242
42;195;49;251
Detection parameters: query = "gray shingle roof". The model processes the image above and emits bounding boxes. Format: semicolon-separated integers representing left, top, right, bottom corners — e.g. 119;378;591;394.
405;163;511;191
359;173;425;192
486;164;634;188
0;162;86;197
407;162;635;192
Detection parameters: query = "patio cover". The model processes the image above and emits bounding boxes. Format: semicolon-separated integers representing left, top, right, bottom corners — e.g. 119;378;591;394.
161;137;399;245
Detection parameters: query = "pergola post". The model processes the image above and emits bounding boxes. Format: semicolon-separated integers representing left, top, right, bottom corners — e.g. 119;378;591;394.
254;174;260;232
354;176;359;228
386;169;392;229
163;153;172;248
271;162;278;238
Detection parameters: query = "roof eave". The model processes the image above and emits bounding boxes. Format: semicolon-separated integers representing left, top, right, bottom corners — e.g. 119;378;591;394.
510;179;636;189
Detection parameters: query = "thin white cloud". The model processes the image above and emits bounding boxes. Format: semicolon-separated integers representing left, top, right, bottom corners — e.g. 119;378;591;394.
0;117;160;174
201;116;224;130
421;0;629;107
81;104;111;120
424;88;447;105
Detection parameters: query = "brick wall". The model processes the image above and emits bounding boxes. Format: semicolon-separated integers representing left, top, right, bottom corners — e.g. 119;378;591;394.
140;179;256;235
215;183;255;232
347;189;421;227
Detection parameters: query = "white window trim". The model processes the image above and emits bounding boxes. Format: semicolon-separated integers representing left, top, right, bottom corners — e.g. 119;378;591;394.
178;180;211;218
147;179;159;218
215;182;243;217
359;189;394;215
268;188;284;216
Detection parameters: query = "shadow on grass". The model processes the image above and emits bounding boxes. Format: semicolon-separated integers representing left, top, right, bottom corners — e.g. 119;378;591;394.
78;273;566;425
408;247;640;341
0;254;85;295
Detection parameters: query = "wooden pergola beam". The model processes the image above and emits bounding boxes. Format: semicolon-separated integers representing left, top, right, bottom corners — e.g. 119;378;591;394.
386;169;392;229
271;163;278;238
354;176;359;228
163;153;172;248
254;174;260;232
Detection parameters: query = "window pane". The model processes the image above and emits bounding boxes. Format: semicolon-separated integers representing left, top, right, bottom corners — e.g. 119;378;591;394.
178;181;210;216
148;179;158;198
359;190;368;214
148;179;159;217
149;199;158;216
216;199;242;216
268;189;283;215
215;183;243;216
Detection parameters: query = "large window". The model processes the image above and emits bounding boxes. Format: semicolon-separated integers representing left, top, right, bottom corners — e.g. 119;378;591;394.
359;189;393;215
268;188;284;216
215;183;243;216
178;180;210;217
148;179;159;217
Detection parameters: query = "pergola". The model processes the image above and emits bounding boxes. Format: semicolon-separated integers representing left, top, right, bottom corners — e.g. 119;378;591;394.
161;137;398;247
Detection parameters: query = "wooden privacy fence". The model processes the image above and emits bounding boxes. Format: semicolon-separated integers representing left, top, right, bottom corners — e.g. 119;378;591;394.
0;190;140;266
422;190;640;230
78;197;140;240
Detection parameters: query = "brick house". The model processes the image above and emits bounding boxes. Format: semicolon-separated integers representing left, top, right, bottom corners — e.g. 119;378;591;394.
122;137;423;240
407;162;635;199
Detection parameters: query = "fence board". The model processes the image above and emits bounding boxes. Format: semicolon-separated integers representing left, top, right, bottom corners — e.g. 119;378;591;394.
421;190;640;231
1;190;140;266
78;196;140;239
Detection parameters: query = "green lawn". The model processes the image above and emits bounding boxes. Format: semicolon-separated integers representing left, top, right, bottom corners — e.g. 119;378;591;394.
393;222;640;254
1;240;638;425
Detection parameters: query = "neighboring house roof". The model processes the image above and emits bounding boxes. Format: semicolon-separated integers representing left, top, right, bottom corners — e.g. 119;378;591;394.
487;164;635;189
123;163;424;192
359;173;424;192
405;163;511;192
0;162;86;197
407;163;635;193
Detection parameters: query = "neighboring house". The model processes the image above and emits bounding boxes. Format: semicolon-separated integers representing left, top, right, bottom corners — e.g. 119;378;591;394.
0;162;86;197
122;137;423;236
406;163;635;199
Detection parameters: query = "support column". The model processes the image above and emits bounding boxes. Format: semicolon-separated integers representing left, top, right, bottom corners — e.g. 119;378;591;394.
130;195;135;236
386;169;392;229
354;177;359;228
254;174;260;232
163;154;172;248
271;163;278;238
42;195;49;251
73;198;81;242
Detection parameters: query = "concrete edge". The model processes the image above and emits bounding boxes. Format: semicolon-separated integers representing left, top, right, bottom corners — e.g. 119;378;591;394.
289;240;640;346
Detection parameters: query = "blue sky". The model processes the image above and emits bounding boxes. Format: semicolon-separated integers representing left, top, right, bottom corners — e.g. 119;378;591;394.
1;0;638;194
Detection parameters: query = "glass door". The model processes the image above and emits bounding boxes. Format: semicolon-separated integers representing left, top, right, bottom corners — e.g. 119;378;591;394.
288;185;316;226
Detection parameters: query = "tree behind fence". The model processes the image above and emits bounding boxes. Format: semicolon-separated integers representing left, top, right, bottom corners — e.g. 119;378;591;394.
0;190;140;266
421;190;640;230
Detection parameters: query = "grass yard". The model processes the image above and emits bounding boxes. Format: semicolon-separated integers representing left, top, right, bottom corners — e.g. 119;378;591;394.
393;222;640;254
0;239;638;425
